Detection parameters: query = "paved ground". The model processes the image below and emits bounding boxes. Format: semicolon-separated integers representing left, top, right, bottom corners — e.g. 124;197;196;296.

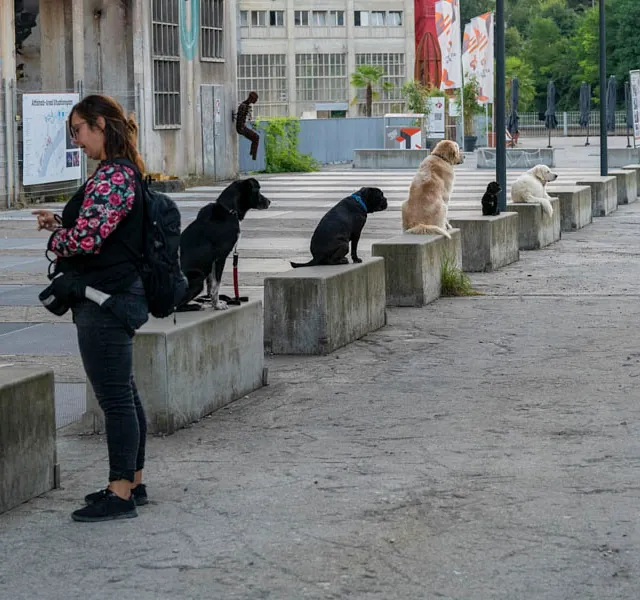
1;138;640;598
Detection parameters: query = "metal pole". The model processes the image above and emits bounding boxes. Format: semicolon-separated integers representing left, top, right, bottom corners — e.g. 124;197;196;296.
495;0;506;210
599;0;607;176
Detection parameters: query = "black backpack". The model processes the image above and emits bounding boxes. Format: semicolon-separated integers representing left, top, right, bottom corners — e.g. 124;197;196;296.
114;159;188;318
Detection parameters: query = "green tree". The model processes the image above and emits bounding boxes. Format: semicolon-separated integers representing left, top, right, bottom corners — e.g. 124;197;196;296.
350;65;393;118
505;56;536;112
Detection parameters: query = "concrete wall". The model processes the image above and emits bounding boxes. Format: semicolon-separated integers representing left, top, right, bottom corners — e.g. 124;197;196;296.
0;366;57;515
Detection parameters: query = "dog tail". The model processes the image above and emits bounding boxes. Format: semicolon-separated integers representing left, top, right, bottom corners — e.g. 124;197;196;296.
518;192;554;218
404;224;452;239
290;259;317;268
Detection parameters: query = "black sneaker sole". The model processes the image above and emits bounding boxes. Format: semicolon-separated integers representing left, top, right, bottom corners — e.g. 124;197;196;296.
72;509;138;523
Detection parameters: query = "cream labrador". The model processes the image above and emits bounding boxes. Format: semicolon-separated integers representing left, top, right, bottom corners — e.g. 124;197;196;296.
510;164;558;218
401;140;464;239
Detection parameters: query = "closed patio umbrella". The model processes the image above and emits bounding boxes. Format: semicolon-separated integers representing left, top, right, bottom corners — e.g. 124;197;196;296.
507;77;519;146
606;75;617;133
545;80;558;148
579;82;591;146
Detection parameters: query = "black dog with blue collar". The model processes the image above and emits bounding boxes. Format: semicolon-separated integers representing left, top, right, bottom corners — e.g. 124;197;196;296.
291;187;388;268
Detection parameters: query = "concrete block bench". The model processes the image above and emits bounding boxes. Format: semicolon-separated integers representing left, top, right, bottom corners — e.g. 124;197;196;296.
608;148;640;168
505;198;561;250
622;165;640;197
609;169;637;205
371;229;461;306
353;149;430;169
545;185;593;232
477;147;555;169
447;212;519;272
264;258;386;355
86;301;265;435
0;366;57;514
575;176;617;217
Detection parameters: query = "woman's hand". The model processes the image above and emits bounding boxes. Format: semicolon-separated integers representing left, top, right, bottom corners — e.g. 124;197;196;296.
32;210;61;232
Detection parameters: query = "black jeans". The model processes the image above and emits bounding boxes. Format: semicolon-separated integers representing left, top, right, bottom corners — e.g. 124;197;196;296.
73;279;149;483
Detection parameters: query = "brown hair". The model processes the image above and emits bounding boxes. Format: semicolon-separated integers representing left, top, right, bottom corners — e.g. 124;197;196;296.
69;94;145;173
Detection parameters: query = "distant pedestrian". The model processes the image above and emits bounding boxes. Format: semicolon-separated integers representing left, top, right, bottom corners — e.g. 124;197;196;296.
235;91;260;160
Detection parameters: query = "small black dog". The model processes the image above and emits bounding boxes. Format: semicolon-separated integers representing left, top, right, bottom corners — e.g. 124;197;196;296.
290;187;388;268
179;178;270;309
481;181;501;216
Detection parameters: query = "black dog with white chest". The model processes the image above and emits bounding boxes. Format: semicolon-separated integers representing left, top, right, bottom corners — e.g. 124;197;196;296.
481;181;501;216
179;178;270;309
290;187;387;268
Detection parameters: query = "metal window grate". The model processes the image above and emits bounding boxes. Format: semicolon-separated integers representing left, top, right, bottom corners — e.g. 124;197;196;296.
295;53;347;102
237;54;288;117
152;0;181;128
355;53;406;115
201;0;224;60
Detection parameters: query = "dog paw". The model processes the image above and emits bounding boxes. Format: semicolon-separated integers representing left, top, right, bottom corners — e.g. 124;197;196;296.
352;257;362;264
213;300;229;310
445;222;453;230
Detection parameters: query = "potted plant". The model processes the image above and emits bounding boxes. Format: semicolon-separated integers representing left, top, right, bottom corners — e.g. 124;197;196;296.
456;77;484;152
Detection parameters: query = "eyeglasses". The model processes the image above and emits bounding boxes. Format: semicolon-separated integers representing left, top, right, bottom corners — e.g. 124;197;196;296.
69;121;87;139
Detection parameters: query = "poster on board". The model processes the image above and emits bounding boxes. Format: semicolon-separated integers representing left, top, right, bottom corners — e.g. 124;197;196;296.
427;97;446;139
22;93;81;186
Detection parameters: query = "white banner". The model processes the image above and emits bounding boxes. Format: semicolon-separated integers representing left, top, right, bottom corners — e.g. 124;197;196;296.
462;12;494;105
631;70;640;142
22;93;81;186
435;0;463;90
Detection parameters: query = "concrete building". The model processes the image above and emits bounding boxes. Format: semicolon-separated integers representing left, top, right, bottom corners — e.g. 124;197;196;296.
236;0;415;118
0;0;239;208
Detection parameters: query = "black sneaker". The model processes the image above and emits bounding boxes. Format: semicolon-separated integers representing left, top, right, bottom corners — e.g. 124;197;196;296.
85;484;148;507
132;484;148;506
72;490;137;522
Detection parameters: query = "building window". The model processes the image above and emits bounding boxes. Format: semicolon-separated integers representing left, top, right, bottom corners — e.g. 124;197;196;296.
370;11;385;26
294;10;309;26
329;10;345;26
355;11;403;27
388;11;403;26
354;11;369;27
152;0;181;128
251;10;266;27
201;0;223;60
295;53;347;102
311;11;327;26
239;10;248;26
355;53;406;115
237;54;288;117
269;10;284;26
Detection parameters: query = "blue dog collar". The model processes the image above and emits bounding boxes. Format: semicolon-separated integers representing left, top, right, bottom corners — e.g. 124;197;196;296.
352;193;367;213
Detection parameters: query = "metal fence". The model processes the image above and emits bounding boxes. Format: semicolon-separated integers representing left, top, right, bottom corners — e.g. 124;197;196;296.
513;110;632;138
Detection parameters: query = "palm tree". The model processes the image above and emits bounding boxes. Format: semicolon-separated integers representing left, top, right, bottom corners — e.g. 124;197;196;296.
350;65;394;117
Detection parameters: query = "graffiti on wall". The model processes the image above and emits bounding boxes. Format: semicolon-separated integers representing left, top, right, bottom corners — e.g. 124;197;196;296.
179;0;200;60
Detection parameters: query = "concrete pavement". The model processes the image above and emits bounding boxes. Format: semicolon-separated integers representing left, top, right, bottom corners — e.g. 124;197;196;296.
1;139;640;598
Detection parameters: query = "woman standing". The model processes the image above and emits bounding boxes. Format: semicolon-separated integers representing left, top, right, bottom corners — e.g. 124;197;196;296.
33;95;150;522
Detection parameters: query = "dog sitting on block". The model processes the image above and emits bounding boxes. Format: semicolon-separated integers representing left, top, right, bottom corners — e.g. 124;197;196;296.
481;181;501;216
290;187;388;268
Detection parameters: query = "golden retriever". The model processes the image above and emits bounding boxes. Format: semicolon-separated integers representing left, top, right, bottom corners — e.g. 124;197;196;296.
510;164;558;218
401;140;464;239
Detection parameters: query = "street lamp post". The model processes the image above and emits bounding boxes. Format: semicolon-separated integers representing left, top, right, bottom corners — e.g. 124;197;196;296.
496;0;506;210
599;0;607;176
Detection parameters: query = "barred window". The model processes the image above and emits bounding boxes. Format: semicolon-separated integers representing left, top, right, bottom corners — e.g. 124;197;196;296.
295;54;347;102
152;0;181;128
201;0;223;60
237;54;288;117
355;53;406;115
